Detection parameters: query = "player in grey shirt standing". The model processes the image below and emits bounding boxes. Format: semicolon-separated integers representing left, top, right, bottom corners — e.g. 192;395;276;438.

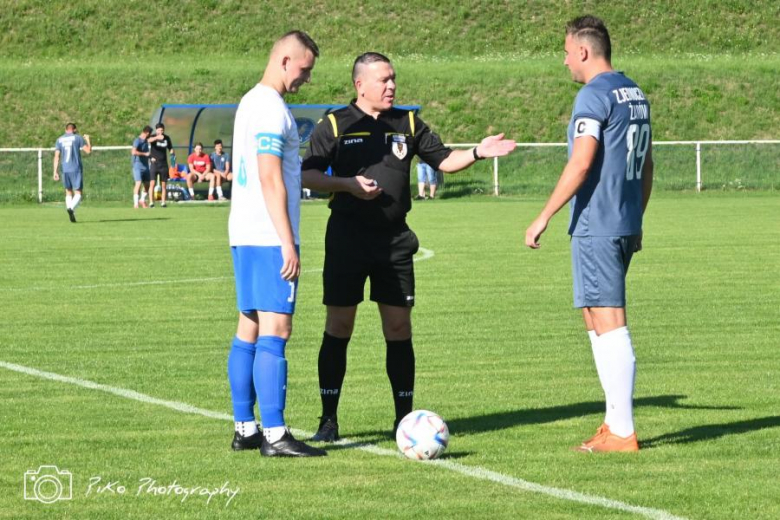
53;122;92;223
525;15;653;452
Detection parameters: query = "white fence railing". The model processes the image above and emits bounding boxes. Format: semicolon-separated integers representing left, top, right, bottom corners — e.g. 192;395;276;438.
448;140;780;194
0;145;132;203
1;140;778;202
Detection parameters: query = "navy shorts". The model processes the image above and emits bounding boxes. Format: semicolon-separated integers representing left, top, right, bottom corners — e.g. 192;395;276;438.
133;166;150;183
62;169;83;191
571;235;640;308
231;245;299;314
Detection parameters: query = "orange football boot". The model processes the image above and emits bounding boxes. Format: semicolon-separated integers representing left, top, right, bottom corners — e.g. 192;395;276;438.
576;424;639;453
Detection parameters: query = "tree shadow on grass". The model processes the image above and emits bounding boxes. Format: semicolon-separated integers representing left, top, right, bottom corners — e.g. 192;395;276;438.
640;415;780;449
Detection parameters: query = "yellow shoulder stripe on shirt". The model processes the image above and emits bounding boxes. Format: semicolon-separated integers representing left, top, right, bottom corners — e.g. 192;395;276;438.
408;111;415;137
327;114;338;137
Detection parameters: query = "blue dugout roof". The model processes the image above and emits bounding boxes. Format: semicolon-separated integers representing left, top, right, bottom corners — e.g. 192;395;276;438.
150;103;422;154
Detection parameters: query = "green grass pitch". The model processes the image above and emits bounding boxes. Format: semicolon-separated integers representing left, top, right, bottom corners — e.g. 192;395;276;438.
1;194;778;519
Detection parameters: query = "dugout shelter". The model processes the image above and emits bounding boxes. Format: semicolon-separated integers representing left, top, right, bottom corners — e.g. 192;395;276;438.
149;103;422;155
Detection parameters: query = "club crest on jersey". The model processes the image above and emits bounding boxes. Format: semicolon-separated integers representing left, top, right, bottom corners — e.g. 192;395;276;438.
393;142;408;160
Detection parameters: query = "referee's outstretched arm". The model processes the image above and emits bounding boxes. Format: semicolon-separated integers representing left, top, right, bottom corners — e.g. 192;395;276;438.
438;133;517;173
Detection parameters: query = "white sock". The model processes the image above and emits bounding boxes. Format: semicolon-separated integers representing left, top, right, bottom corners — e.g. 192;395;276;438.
263;426;286;444
594;326;636;437
216;186;224;197
588;330;613;426
133;194;139;205
208;187;214;196
234;421;258;437
189;188;195;196
65;194;73;210
140;191;147;202
72;193;82;210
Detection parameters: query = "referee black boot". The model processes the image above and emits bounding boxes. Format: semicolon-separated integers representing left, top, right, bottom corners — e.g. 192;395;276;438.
311;415;339;442
231;431;263;451
261;429;327;457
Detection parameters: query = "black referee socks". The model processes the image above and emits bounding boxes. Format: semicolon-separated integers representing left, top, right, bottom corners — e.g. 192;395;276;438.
318;332;350;417
386;338;415;423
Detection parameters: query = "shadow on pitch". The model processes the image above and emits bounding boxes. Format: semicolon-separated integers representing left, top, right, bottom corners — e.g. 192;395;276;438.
437;451;472;460
344;395;741;441
324;437;391;452
83;217;172;224
640;415;780;449
445;394;739;435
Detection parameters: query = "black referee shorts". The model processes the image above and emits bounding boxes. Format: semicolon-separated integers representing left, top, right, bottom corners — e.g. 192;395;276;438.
150;161;169;182
323;214;420;307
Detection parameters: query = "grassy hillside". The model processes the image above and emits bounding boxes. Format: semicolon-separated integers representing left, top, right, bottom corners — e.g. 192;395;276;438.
1;55;778;147
1;0;778;148
3;0;778;58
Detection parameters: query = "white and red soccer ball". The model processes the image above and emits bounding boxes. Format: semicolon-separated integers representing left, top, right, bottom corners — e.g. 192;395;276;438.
396;410;449;460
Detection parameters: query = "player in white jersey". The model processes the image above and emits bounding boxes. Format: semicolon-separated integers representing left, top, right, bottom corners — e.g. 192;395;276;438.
226;31;325;457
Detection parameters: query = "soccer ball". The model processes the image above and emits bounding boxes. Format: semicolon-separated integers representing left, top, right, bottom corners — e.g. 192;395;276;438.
395;410;449;460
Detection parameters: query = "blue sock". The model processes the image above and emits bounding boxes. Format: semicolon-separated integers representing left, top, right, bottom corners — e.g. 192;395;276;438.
227;336;257;422
254;336;287;429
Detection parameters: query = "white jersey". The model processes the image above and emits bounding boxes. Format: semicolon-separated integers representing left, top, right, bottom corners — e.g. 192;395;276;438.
229;84;301;246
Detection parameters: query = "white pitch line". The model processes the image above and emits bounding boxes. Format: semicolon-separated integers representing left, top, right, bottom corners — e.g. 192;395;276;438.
0;360;685;520
10;248;436;293
72;276;234;290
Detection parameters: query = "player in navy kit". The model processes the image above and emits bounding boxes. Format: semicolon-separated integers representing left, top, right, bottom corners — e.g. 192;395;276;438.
53;123;91;222
525;16;654;452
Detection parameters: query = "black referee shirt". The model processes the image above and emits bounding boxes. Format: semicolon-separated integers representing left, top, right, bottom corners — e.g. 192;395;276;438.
302;102;452;228
149;134;173;166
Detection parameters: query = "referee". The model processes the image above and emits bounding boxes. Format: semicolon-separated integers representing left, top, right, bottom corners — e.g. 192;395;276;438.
302;52;516;441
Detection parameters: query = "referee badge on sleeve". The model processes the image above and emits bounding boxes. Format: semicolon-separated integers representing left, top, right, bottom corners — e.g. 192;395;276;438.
390;134;408;160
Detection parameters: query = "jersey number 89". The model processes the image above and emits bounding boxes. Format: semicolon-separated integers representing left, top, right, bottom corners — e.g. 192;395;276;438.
626;123;650;181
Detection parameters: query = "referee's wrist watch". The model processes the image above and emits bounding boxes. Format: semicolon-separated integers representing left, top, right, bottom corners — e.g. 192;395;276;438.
472;146;483;161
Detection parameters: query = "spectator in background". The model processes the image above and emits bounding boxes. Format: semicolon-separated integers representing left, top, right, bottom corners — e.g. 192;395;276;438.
148;123;174;207
53;122;91;223
186;142;215;200
210;139;231;201
415;161;438;200
132;126;152;208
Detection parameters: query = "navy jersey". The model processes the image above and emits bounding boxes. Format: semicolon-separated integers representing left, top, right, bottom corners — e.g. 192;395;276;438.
55;133;86;173
132;137;150;170
568;71;651;236
210;151;230;172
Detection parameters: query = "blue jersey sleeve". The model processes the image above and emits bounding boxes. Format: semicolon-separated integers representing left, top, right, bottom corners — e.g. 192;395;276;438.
572;86;610;124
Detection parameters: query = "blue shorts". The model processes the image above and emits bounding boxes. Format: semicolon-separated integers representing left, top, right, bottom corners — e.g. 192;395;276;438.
133;166;150;183
62;169;83;191
571;235;640;308
417;163;437;185
231;245;299;314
